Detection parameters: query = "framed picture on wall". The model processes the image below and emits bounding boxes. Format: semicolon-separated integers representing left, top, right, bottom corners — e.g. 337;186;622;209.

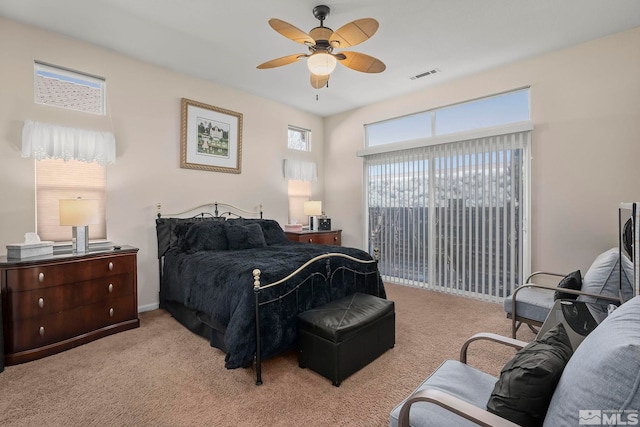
180;98;243;173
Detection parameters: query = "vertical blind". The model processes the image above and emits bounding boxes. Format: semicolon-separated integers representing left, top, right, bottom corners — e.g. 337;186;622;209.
364;130;530;302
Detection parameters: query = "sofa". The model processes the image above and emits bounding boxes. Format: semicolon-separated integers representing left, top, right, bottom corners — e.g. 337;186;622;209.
390;293;640;426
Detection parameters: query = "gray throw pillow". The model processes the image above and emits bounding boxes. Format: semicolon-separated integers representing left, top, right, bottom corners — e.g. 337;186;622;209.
578;248;634;306
542;296;640;426
487;323;573;427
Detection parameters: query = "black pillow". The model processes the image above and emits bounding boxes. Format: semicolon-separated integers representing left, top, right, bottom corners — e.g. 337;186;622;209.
181;221;228;252
554;270;582;301
156;217;225;256
486;323;573;427
256;219;289;245
226;218;289;245
623;218;634;261
225;222;267;250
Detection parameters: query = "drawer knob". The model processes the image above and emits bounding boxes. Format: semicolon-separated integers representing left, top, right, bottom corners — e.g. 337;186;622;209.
39;326;45;337
108;262;114;271
308;238;313;243
109;308;114;317
334;236;338;241
38;272;45;282
38;297;44;308
108;283;114;293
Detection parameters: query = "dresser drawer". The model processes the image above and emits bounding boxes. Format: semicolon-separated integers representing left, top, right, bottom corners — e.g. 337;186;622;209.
5;296;136;353
312;231;341;245
6;273;133;321
285;230;342;246
5;253;135;292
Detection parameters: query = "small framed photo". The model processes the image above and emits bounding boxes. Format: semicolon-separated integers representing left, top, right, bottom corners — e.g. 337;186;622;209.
180;98;243;173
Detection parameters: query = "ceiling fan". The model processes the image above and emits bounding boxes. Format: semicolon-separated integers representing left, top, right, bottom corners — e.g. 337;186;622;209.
257;5;386;89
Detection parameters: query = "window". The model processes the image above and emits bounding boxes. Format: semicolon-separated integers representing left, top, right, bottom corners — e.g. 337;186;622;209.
28;63;113;245
287;180;312;225
288;126;311;151
34;61;106;115
435;90;530;136
365;112;432;148
365;88;529;147
361;89;531;302
36;159;107;242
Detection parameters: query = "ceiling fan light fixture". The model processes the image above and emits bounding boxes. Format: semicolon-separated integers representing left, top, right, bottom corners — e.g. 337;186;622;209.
307;52;337;75
259;6;385;88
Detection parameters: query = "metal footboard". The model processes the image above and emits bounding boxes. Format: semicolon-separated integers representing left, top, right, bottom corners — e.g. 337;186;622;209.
251;253;382;385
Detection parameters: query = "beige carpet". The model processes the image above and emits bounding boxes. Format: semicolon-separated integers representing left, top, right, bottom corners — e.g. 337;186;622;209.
0;283;535;427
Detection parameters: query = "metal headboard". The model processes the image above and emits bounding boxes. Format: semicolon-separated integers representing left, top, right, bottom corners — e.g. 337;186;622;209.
156;201;263;219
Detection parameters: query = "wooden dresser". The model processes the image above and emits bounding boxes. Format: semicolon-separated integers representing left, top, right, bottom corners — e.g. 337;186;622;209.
0;246;139;365
285;230;342;246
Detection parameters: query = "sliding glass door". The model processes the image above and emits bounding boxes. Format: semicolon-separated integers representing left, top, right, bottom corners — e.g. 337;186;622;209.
364;130;530;301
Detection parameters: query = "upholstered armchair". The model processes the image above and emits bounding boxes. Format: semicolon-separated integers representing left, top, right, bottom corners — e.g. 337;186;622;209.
503;247;634;338
390;295;640;427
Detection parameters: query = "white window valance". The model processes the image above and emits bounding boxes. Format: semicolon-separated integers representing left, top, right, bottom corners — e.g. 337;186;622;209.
283;158;317;182
22;120;116;166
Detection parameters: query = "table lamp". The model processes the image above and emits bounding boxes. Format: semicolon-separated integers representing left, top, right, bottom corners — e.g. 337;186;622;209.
59;198;99;253
304;201;322;231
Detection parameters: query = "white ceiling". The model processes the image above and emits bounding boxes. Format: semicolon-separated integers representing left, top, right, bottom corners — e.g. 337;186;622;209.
1;0;639;117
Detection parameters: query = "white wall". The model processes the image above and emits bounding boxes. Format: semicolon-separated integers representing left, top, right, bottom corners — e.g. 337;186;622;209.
325;26;640;275
2;16;639;308
0;18;324;310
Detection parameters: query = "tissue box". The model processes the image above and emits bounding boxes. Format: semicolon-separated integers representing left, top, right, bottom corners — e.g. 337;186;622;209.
285;224;303;232
6;241;54;259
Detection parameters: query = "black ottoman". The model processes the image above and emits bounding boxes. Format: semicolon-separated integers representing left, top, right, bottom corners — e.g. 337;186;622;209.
297;293;395;386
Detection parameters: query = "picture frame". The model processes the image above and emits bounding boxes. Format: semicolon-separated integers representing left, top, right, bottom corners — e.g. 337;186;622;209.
180;98;243;173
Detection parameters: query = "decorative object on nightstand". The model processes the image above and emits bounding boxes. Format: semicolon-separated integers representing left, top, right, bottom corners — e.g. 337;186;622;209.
318;217;331;231
304;200;322;231
59;198;99;253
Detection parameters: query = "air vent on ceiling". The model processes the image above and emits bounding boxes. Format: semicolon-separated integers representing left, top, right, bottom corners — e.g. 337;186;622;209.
410;69;439;80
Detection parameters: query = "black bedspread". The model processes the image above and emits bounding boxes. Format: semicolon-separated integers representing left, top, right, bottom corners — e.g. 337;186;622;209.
161;242;385;369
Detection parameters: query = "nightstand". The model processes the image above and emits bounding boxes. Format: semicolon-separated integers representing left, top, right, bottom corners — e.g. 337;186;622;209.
0;246;139;365
285;229;342;246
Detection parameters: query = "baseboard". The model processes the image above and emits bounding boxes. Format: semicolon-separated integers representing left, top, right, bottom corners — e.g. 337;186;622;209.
138;302;160;313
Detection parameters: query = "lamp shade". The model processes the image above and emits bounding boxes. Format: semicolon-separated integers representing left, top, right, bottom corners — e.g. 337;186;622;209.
59;199;99;226
307;53;337;75
304;200;323;216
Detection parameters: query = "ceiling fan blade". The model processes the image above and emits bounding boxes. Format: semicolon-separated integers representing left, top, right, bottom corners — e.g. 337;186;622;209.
257;54;305;69
330;18;379;48
310;73;330;89
338;51;386;73
269;18;315;45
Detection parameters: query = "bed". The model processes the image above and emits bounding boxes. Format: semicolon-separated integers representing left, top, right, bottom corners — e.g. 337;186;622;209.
155;202;385;384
